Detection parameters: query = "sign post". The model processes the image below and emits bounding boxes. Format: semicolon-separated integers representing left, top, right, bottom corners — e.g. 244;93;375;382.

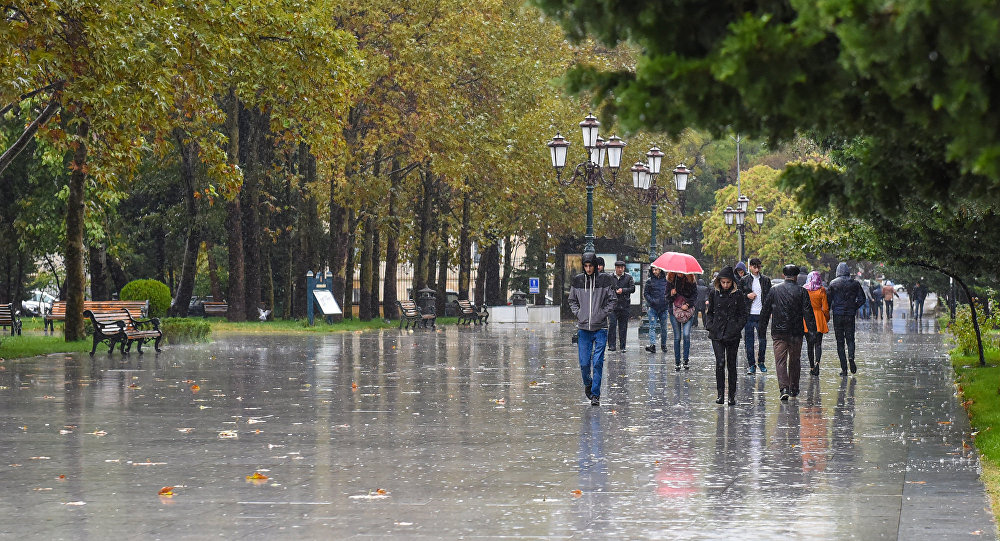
307;270;343;325
529;277;540;304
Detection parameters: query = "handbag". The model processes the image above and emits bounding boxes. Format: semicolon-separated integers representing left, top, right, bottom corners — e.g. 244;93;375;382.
672;295;695;323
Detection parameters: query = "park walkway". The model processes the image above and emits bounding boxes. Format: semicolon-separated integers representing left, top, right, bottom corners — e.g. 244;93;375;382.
0;315;993;539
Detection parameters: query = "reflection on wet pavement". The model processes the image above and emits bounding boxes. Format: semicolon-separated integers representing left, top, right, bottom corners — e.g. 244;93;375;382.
0;316;993;539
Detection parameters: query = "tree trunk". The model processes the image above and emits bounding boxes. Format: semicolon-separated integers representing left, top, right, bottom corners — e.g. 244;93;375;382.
88;243;109;301
206;241;222;300
344;208;357;319
169;130;201;317
413;166;433;294
329;195;347;323
436;219;449;316
359;211;374;321
382;160;401;320
501;235;514;304
107;254;129;295
458;190;471;300
370;220;381;319
64;117;89;341
481;239;502;306
225;89;246;322
260;203;275;316
241;107;263;319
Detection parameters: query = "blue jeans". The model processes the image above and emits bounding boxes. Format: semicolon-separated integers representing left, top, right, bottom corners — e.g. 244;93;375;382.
647;307;670;347
669;312;694;364
578;329;607;398
744;314;767;367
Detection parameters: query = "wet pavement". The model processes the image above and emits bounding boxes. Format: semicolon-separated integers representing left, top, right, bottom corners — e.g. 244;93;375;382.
0;315;994;539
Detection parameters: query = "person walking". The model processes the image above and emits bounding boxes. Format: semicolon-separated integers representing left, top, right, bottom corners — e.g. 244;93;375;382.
667;272;699;370
882;280;899;319
870;282;883;320
739;257;772;374
734;261;748;284
803;271;831;376
707;266;747;405
759;265;817;400
644;266;670;353
828;262;868;376
568;253;617;406
693;278;710;328
912;281;928;320
607;260;635;352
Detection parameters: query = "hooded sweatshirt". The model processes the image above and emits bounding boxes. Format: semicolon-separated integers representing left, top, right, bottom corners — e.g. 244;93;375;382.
568;254;617;331
827;262;867;316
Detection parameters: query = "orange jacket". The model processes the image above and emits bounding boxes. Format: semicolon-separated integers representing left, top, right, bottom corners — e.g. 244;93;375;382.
804;287;830;334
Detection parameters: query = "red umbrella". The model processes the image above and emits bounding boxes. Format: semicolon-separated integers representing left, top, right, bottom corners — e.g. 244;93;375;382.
651;252;704;274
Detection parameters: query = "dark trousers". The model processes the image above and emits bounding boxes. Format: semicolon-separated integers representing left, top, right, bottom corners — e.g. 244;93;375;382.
607;310;629;349
772;334;803;392
871;299;882;319
744;314;767;367
915;299;925;319
712;339;739;399
884;300;894;319
833;314;856;372
806;332;824;367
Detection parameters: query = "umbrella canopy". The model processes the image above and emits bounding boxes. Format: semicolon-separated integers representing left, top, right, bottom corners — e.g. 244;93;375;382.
651;252;704;274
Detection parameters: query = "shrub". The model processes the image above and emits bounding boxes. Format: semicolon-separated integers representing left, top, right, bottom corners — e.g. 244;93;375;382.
160;318;211;344
948;300;1000;356
120;279;171;318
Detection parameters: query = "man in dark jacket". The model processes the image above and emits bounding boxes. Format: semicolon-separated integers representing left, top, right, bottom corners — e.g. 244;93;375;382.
827;262;867;375
607;260;635;352
912;281;928;320
759;265;817;400
568;253;617;406
739;257;771;374
644;266;670;353
693;278;709;328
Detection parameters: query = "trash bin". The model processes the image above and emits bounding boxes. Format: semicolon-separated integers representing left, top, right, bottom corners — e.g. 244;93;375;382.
417;287;437;315
510;290;528;306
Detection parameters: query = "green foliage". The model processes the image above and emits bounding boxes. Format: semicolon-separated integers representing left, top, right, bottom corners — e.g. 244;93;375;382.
160;317;211;344
948;301;1000;356
0;335;90;359
120;279;171;318
533;0;1000;217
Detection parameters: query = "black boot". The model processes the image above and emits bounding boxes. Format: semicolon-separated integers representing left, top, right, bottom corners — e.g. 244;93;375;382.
715;395;725;404
645;344;656;353
849;358;857;374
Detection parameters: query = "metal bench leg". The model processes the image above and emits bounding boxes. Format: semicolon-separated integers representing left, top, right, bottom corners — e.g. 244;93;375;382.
154;335;162;353
90;335;100;356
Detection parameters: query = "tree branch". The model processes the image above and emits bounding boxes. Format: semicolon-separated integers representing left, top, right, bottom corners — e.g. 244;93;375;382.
0;94;62;175
0;81;62;118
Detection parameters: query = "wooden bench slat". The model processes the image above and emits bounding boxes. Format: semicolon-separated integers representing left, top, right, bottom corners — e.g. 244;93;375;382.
0;303;22;338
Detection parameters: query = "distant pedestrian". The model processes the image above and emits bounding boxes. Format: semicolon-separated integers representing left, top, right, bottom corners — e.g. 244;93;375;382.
860;280;874;319
739;257;771;374
693;278;709;328
734;261;748;284
596;257;607;276
828;262;867;376
803;271;830;376
882;280;900;319
759;265;817;400
707;266;747;405
667;272;699;370
644;266;670;354
870;282;883;319
912;281;928;320
568;253;616;406
607;261;635;352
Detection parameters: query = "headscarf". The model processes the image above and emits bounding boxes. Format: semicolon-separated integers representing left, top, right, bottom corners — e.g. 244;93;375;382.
805;270;824;291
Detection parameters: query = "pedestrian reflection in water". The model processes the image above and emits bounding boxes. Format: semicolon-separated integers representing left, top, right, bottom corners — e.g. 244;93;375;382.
830;376;858;484
575;408;608;530
656;381;698;499
771;400;803;490
707;407;745;512
800;377;827;473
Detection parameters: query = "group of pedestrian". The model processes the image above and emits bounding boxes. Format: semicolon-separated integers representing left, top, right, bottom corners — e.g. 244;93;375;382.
569;251;872;407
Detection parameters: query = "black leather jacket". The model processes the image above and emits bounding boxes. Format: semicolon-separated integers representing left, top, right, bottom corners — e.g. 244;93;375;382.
610;272;635;312
828;275;867;316
739;273;771;313
759;278;817;337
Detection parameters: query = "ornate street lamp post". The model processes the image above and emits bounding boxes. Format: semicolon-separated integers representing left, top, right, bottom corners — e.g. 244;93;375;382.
547;114;624;253
725;134;766;263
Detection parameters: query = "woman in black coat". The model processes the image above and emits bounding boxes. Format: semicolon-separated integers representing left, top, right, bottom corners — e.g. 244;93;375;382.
707;266;748;405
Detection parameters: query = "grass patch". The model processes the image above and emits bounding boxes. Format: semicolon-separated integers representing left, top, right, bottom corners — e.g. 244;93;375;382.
951;348;1000;522
0;333;91;359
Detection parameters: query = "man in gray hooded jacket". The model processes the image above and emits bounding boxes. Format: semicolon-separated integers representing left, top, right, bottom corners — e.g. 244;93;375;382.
568;252;617;406
827;262;867;375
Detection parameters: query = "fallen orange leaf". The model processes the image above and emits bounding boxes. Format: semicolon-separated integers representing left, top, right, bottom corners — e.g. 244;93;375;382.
938;421;952;425
57;475;65;480
158;486;174;496
571;489;582;497
352;382;358;390
376;488;387;495
190;384;200;393
246;472;268;480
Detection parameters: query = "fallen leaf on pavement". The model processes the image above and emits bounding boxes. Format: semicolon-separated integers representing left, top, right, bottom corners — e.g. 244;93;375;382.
190;384;200;393
158;486;174;496
246;472;268;480
218;430;238;439
571;490;582;497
